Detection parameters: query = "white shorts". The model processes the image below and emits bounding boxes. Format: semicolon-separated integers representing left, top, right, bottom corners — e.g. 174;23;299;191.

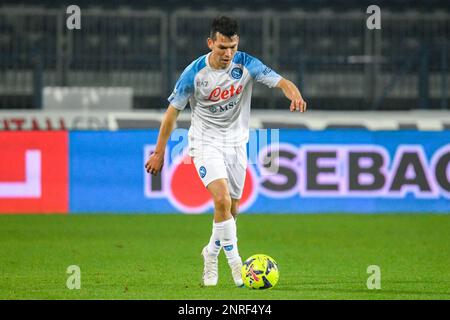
189;143;247;199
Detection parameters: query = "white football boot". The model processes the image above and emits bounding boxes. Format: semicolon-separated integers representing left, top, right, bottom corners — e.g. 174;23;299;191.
229;259;244;287
201;246;218;286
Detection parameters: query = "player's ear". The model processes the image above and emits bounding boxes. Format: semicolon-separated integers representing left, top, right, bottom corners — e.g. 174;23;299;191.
207;38;214;50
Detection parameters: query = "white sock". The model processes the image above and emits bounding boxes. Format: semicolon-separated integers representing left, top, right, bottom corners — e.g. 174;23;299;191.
217;218;241;265
206;221;222;257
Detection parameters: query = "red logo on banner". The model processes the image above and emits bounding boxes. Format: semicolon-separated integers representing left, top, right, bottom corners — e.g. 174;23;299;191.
0;132;68;214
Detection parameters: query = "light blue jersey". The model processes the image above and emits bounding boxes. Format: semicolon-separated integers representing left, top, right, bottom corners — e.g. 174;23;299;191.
168;51;282;147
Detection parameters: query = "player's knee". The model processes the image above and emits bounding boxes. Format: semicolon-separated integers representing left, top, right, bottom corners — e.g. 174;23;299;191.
214;193;231;211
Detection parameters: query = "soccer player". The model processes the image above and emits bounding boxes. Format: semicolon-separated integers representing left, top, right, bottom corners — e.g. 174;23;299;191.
145;16;306;287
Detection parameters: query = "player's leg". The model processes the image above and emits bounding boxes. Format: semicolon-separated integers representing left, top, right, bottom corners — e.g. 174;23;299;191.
207;178;233;222
206;178;243;286
200;178;243;287
200;164;230;259
205;188;240;258
216;144;247;287
192;147;229;286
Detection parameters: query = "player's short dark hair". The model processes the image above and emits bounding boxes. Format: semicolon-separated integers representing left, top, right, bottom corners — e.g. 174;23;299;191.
210;16;239;39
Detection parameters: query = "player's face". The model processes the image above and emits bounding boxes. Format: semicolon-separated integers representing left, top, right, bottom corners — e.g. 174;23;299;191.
207;32;239;69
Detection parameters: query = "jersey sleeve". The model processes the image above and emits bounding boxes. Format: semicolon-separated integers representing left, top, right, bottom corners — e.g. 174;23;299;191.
167;64;196;110
242;52;282;88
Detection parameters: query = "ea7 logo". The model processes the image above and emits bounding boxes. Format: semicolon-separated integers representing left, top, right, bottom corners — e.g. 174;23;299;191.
0;150;41;198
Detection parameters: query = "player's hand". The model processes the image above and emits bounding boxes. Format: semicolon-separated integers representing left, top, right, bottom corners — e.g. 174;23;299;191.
290;98;307;112
145;152;164;176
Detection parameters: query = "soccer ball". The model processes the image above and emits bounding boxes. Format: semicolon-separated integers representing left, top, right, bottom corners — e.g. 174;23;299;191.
241;254;279;289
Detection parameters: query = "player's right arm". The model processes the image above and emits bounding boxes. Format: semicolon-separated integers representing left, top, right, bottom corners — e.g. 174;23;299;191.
145;105;180;175
145;56;203;175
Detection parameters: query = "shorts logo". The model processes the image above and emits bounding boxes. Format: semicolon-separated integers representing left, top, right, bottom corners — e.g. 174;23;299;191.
199;166;207;178
224;245;234;251
231;67;243;79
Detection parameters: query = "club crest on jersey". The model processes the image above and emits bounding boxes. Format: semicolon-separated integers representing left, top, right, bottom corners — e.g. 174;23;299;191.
231;67;243;79
199;166;207;178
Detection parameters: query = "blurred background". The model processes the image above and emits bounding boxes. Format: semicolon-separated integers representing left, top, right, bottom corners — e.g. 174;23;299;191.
0;0;448;117
1;1;450;300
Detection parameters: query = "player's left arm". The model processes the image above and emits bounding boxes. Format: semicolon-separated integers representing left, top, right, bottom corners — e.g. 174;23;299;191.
276;78;307;112
243;52;306;112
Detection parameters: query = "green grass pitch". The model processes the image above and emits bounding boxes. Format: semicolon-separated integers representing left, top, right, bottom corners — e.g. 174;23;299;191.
1;214;450;300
